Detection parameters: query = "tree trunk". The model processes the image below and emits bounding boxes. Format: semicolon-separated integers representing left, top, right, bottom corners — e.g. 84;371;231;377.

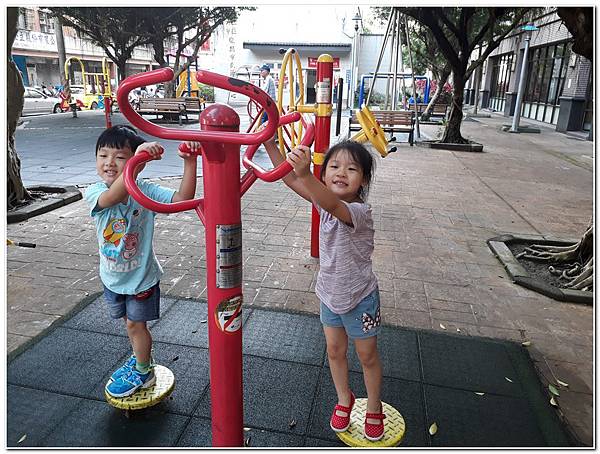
7;8;32;211
422;70;450;120
440;71;468;144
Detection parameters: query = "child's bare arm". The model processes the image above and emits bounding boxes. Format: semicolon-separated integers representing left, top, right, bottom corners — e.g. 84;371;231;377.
263;137;312;202
287;146;353;225
97;142;163;208
172;141;199;202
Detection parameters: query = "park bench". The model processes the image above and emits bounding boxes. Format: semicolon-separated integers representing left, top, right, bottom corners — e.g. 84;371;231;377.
349;110;415;146
138;98;188;125
183;96;206;115
413;102;448;119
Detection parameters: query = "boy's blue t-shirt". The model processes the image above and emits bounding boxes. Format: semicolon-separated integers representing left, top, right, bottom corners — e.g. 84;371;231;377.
84;180;176;295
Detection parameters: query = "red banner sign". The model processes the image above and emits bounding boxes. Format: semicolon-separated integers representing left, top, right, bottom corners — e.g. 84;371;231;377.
308;57;339;69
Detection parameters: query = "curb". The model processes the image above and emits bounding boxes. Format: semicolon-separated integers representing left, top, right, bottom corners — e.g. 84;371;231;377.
487;234;592;305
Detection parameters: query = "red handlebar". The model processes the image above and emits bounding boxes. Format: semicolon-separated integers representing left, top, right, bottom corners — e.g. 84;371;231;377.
242;113;315;182
117;67;279;145
123;152;202;213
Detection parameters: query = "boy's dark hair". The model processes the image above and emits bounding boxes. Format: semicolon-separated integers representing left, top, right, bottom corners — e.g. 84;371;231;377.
95;125;145;155
320;140;375;200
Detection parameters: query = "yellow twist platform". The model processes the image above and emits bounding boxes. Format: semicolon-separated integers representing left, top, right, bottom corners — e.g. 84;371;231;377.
336;398;405;447
105;364;175;410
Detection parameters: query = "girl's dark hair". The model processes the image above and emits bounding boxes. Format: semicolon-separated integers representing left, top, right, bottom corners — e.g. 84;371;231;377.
95;125;145;155
320;140;375;200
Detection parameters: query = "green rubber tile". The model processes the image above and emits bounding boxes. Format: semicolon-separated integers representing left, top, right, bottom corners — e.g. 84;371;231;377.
327;326;420;381
7;328;130;396
195;355;320;436
304;436;346;447
63;294;179;335
418;331;523;397
151;299;251;348
243;309;326;365
424;384;546;446
175;416;212;446
43;399;189;447
7;385;83;447
307;370;427;446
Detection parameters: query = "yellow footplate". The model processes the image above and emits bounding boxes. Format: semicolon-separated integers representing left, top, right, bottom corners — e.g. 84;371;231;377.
105;364;175;410
336;398;405;447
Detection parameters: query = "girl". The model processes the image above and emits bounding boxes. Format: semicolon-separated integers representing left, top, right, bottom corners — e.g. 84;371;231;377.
265;139;385;441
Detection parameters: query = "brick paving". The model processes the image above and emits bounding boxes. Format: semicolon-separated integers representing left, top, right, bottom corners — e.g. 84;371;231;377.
6;111;593;445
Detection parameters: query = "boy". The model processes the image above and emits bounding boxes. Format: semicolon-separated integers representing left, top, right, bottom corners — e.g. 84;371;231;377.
85;125;200;397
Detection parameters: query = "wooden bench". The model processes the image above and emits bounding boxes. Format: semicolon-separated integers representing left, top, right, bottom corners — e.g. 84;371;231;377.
138;98;187;125
349;110;415;146
412;103;448;119
183;97;205;115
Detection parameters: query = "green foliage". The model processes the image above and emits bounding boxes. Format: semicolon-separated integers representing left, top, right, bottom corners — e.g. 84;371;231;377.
198;84;214;102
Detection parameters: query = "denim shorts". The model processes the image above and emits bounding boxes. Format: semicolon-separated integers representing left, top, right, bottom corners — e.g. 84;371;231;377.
320;288;382;339
103;282;160;322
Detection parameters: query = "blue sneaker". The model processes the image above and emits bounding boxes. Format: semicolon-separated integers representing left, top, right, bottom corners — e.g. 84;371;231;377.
109;355;136;382
109;355;156;382
105;367;156;398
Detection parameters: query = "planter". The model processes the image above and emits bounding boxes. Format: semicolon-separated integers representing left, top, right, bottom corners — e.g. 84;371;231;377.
419;140;484;152
8;185;82;224
487;234;592;305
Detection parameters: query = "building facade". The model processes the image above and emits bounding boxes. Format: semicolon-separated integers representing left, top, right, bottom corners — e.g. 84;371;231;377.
464;10;593;140
12;7;155;90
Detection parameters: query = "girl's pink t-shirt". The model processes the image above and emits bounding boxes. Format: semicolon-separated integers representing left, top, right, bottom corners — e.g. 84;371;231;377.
316;201;378;314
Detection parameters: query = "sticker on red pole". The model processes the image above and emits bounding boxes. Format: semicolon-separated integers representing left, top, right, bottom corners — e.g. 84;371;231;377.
216;224;243;289
316;78;331;104
215;295;243;333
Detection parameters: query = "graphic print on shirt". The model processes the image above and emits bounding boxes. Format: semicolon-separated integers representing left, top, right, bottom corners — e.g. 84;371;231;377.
100;217;143;273
103;218;127;247
361;305;381;333
122;232;139;260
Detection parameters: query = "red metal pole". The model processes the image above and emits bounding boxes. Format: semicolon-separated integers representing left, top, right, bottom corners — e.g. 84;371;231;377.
310;54;334;258
200;104;244;446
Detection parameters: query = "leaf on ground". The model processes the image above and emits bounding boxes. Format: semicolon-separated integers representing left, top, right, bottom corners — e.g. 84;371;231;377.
550;396;558;407
521;341;531;347
456;328;461;333
549;384;560;396
200;320;207;323
289;419;297;428
556;379;569;388
439;324;446;330
475;392;485;396
505;377;513;383
429;422;438;436
17;434;26;444
172;356;179;362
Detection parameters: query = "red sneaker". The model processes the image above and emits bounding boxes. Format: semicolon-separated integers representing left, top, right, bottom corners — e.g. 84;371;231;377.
364;408;386;441
329;392;355;432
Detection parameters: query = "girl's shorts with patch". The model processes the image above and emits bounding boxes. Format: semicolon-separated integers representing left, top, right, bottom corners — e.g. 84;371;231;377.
103;282;160;322
320;288;382;339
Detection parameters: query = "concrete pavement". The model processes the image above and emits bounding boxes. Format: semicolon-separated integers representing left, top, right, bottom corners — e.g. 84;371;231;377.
6;107;593;445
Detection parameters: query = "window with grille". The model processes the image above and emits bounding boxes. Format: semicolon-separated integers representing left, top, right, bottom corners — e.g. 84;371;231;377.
488;52;514;112
521;41;571;124
39;11;55;34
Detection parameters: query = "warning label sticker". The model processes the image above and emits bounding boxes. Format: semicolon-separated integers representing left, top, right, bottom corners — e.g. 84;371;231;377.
215;295;243;333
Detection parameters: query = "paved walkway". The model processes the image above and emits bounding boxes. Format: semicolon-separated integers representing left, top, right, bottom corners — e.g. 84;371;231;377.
6;108;593;445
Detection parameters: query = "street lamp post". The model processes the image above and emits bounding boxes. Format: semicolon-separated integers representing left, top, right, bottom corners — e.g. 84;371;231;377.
509;24;538;133
348;9;362;110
